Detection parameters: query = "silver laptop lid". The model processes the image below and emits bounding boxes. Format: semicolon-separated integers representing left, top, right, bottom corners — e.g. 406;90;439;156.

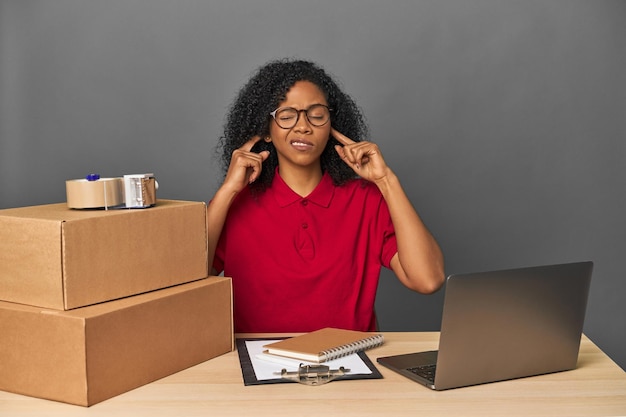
434;261;593;390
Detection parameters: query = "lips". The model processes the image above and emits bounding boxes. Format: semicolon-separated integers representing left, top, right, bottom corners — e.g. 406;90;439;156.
290;139;314;151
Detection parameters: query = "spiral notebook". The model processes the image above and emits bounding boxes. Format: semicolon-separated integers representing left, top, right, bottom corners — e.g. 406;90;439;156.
262;327;384;363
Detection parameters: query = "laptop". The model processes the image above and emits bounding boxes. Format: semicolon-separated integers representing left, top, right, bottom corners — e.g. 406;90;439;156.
377;261;593;390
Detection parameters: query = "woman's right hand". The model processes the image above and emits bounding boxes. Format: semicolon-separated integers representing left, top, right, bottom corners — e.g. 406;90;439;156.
221;136;270;195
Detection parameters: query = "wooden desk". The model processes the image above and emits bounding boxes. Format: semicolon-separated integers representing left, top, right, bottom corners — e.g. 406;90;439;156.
0;333;624;416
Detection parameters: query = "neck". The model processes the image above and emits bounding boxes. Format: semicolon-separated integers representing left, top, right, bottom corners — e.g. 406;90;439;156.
278;164;323;197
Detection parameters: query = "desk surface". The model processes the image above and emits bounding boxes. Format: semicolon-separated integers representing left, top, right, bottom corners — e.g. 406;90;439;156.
1;332;625;417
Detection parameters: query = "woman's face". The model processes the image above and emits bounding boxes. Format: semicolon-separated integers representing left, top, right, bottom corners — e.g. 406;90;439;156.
268;80;331;173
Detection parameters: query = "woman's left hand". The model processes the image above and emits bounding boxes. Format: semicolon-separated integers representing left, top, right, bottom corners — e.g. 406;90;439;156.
332;127;391;183
334;129;444;294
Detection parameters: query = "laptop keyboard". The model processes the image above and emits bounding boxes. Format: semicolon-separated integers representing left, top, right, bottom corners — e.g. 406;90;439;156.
406;364;436;382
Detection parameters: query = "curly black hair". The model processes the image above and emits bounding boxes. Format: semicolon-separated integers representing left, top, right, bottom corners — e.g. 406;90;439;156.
216;58;369;193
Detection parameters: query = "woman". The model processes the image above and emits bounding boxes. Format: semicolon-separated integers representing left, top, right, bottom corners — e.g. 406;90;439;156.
209;59;444;333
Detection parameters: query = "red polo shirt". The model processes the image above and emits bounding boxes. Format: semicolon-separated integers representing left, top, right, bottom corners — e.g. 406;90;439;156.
213;170;398;333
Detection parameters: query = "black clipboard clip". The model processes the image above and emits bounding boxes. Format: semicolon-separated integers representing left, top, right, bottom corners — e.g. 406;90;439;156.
276;363;350;386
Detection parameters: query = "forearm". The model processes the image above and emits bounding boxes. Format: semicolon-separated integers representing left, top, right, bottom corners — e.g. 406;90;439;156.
375;171;445;293
207;186;239;275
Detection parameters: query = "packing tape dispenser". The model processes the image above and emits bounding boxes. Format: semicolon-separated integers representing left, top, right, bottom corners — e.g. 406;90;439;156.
66;173;158;209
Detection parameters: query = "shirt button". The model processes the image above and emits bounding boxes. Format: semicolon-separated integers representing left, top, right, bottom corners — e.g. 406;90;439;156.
301;200;308;206
301;223;308;229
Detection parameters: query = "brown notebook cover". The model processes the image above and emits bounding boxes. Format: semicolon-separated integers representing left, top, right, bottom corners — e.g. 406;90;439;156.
262;327;384;363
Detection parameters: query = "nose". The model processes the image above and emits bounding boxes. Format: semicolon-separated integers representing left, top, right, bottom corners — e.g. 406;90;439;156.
293;110;312;132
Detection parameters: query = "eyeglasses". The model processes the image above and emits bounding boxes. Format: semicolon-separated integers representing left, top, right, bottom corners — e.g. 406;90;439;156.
269;104;331;129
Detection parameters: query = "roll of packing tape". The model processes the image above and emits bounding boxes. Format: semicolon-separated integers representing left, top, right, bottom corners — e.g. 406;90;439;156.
66;177;125;209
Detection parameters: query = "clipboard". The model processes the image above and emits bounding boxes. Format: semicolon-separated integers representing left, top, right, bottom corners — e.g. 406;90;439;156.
236;337;383;386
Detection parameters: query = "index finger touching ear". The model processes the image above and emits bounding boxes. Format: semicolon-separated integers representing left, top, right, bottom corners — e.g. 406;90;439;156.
242;135;263;152
331;127;355;146
241;135;263;152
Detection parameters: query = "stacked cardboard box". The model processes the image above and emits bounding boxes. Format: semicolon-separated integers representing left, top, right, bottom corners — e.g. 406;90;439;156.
0;199;233;406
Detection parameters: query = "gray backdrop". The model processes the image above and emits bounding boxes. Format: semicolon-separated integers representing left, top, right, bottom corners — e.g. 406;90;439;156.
1;0;624;370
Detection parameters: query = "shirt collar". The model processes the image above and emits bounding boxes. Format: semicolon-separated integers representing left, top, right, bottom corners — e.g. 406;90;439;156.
271;168;335;208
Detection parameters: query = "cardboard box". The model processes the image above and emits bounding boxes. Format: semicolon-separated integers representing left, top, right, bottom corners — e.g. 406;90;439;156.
0;277;233;406
0;199;208;310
